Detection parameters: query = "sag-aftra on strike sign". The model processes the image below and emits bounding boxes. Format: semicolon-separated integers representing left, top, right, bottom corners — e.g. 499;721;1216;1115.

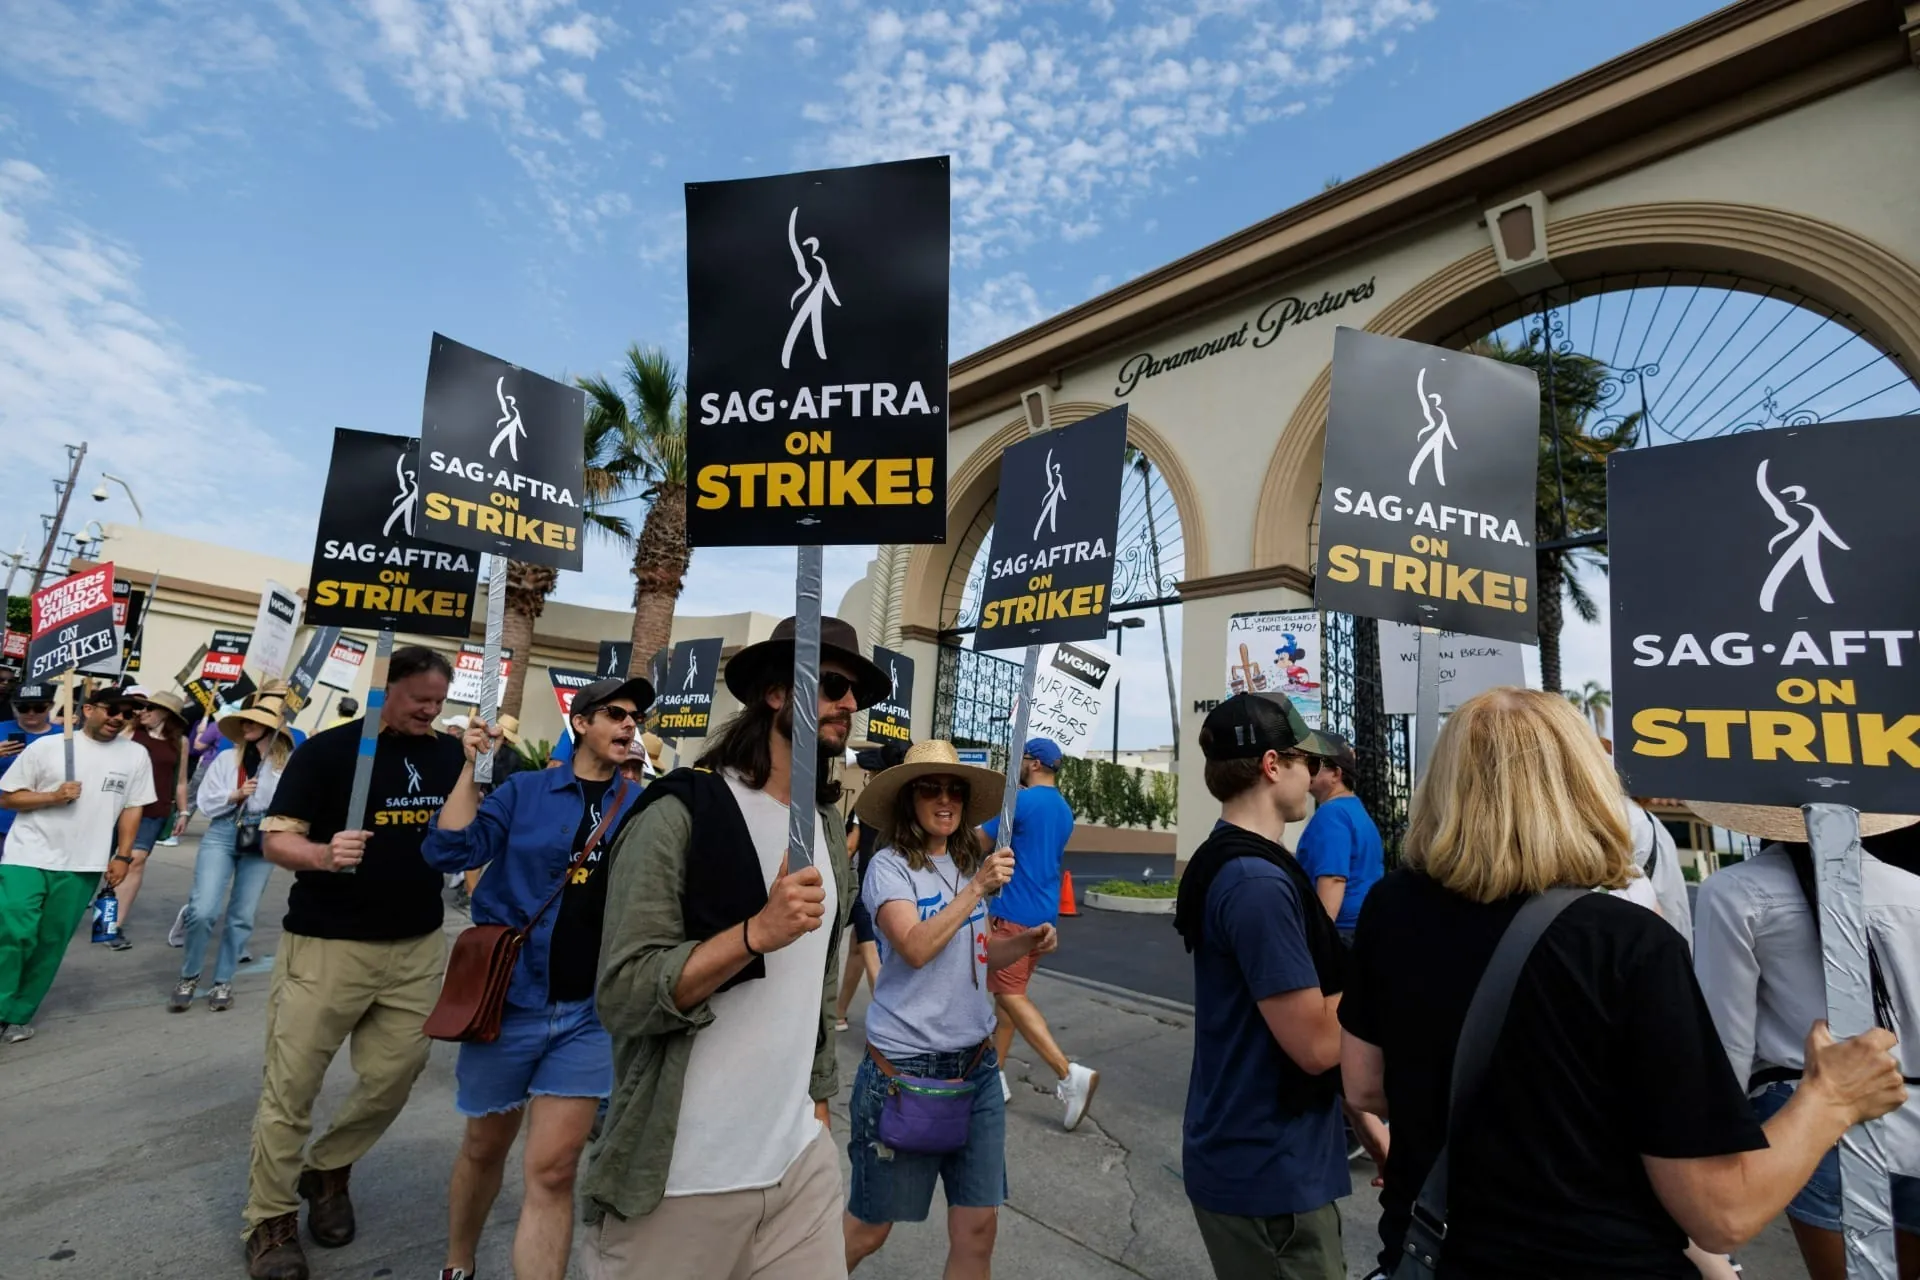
684;156;950;547
1611;417;1920;811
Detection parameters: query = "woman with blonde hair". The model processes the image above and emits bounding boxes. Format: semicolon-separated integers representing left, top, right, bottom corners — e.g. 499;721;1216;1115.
167;701;293;1013
1338;687;1905;1280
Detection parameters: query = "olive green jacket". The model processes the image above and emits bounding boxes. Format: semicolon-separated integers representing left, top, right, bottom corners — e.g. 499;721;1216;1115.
580;788;853;1224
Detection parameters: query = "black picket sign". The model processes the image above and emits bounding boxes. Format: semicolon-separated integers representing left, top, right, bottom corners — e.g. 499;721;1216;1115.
975;406;1130;651
867;646;914;744
26;565;116;684
685;156;950;547
305;428;480;639
418;334;588;570
655;637;724;738
597;640;634;680
1610;417;1920;811
1314;328;1540;645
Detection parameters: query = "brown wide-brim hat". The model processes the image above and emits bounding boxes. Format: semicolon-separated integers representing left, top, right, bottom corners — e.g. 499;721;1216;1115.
217;704;295;752
139;689;191;731
1684;801;1920;844
854;740;1005;835
724;615;890;710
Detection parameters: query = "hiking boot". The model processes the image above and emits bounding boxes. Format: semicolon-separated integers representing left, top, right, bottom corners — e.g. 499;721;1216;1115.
168;976;198;1012
298;1165;355;1247
245;1212;308;1280
208;982;234;1012
1057;1062;1099;1132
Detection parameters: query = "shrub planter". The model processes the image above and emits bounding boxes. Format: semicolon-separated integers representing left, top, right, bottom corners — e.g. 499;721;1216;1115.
1085;889;1177;915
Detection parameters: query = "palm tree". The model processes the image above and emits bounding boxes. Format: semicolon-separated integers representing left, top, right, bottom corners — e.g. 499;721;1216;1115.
579;346;690;672
1473;336;1640;692
1564;679;1612;736
497;407;640;716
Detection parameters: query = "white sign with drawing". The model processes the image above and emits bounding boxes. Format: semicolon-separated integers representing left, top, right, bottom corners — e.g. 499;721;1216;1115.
1224;609;1324;729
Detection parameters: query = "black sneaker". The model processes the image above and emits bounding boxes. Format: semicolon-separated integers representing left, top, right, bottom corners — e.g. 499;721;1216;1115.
108;930;133;952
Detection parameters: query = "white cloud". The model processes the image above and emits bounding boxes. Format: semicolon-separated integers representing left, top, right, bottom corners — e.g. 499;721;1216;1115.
0;159;300;553
953;272;1052;356
799;0;1436;264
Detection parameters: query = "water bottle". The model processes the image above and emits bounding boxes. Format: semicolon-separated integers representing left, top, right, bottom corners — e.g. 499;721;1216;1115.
92;888;120;944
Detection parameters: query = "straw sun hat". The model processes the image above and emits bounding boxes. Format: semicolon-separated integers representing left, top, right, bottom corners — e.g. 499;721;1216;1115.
1684;801;1920;845
218;703;295;749
854;740;1006;835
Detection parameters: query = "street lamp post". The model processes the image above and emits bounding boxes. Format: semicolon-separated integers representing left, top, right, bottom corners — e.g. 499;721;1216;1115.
1111;616;1145;765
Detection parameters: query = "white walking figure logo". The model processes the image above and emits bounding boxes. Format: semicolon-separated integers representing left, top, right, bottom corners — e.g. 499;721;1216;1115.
384;451;418;538
404;758;423;795
781;207;840;370
1034;449;1067;541
491;376;527;462
1408;367;1457;487
682;650;698;690
889;659;899;702
1756;459;1849;613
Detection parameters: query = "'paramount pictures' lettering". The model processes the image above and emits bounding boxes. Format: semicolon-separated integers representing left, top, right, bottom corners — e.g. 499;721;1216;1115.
685;156;950;546
305;428;479;638
1113;277;1377;397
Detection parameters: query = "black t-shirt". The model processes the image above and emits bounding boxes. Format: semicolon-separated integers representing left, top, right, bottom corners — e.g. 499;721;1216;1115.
1339;869;1765;1279
267;719;466;941
548;775;615;1004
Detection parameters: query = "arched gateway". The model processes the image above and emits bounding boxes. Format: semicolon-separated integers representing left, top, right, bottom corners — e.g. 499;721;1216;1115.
851;0;1920;863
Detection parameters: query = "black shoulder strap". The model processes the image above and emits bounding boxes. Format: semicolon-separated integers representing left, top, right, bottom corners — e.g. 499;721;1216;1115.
1396;887;1585;1277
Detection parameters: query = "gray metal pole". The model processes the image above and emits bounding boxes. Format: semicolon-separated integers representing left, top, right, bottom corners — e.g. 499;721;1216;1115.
995;646;1042;842
1137;458;1180;759
341;628;395;873
32;444;87;593
785;545;824;872
1414;626;1441;781
1805;803;1898;1280
1111;624;1123;765
475;554;507;785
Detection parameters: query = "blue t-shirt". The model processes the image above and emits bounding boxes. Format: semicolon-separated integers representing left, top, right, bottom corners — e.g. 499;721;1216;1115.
1183;854;1349;1217
1296;794;1385;932
980;784;1075;928
0;720;61;836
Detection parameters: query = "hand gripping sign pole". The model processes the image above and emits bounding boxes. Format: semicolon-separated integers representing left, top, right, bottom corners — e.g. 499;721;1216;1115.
783;545;824;872
1806;803;1899;1280
474;554;507;785
341;629;395;877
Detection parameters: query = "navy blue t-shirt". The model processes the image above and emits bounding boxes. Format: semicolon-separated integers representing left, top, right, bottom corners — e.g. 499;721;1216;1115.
0;720;61;836
1183;851;1349;1217
981;784;1076;928
1297;794;1386;931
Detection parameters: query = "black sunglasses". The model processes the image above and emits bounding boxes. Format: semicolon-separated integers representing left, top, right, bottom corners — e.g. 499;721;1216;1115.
911;778;969;801
1273;749;1322;775
100;703;141;719
818;672;856;702
588;704;639;724
13;702;50;714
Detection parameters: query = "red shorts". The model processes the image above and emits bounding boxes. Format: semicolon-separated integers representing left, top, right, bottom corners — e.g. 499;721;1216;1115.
986;917;1041;995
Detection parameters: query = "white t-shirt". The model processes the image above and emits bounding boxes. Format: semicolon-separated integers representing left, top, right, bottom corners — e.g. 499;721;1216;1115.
665;771;836;1197
0;732;156;873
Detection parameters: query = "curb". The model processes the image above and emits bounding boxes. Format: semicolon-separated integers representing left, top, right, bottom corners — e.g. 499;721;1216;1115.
1036;968;1194;1017
1084;890;1176;915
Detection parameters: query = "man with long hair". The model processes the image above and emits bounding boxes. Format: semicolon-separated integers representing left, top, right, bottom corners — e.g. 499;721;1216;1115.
582;616;889;1280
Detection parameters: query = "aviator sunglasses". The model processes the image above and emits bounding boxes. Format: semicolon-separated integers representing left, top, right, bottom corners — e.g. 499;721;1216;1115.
911;778;970;801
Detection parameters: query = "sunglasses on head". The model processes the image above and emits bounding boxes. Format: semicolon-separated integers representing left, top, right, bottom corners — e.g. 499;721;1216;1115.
911;778;969;801
817;671;856;702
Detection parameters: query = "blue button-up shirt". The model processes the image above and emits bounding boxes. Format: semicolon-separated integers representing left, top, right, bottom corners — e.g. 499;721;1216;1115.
423;763;642;1013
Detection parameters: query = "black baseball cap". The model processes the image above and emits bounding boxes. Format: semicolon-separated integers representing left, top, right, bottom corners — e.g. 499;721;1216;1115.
1200;692;1335;762
570;676;656;721
86;685;145;707
12;683;54;705
1317;730;1361;781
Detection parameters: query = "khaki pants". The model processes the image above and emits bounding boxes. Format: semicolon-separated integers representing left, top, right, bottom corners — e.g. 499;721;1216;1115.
584;1128;847;1280
242;930;444;1229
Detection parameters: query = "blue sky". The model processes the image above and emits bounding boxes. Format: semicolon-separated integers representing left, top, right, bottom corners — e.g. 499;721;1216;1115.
0;0;1725;744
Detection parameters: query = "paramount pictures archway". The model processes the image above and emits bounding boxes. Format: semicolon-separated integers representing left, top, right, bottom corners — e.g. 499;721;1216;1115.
876;2;1920;862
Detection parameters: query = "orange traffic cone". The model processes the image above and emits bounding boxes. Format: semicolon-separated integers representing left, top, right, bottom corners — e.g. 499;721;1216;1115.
1058;870;1077;917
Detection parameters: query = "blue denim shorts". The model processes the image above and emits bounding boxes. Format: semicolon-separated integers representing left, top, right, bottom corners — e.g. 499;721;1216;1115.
133;814;166;852
454;997;613;1118
1751;1081;1920;1232
847;1044;1006;1224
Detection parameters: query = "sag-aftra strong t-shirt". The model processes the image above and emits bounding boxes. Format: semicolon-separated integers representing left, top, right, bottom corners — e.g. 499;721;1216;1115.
265;719;465;941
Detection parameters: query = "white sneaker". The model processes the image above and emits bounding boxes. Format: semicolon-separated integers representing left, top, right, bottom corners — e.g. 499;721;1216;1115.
167;904;187;948
1056;1063;1099;1131
999;1070;1012;1103
158;835;179;847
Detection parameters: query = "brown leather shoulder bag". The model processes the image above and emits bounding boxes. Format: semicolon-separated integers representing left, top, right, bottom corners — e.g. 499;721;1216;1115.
425;777;628;1043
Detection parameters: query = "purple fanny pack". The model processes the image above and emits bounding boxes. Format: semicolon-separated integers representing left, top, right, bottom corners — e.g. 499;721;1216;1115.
870;1043;988;1156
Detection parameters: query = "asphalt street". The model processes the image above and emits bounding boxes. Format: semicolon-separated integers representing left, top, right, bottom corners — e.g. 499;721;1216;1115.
0;831;1802;1279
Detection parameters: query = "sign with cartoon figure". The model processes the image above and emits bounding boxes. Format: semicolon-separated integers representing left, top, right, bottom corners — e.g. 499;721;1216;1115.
1611;417;1920;811
684;156;950;546
974;405;1130;651
1225;609;1324;728
866;646;915;743
1315;328;1540;645
655;637;724;738
305;428;479;638
419;334;588;571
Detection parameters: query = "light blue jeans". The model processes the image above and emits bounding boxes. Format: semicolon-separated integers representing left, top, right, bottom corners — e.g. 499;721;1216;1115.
179;815;274;985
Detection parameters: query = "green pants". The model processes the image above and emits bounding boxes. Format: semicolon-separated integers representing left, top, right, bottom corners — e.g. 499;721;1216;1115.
0;865;99;1024
1191;1201;1344;1280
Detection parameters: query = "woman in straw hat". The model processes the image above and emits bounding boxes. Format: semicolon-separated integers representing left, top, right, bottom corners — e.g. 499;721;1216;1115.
167;701;293;1013
1692;801;1920;1280
103;687;192;950
1339;688;1906;1280
840;740;1060;1277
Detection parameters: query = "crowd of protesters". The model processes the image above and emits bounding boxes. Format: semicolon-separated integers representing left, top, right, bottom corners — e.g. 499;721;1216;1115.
0;628;1912;1280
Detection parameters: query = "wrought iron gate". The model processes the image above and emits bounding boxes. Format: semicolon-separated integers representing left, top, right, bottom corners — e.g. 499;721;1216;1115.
931;644;1025;774
1320;611;1410;858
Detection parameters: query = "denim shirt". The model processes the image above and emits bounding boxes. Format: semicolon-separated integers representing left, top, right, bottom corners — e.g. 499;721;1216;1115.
422;763;642;1013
